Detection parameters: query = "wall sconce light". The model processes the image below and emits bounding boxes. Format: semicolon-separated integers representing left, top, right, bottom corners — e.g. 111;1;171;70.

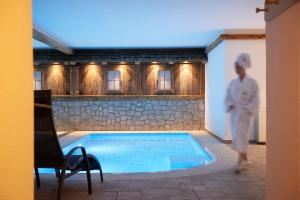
120;62;126;64
183;61;189;64
152;61;158;64
256;0;279;13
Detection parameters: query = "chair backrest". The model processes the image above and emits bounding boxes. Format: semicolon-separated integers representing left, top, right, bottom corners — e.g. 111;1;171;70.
34;90;65;168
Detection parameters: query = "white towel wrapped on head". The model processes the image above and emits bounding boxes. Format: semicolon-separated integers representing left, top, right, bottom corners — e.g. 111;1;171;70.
235;53;251;69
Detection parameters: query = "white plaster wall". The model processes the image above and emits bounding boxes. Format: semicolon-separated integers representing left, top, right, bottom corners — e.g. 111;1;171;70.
205;42;229;140
205;39;266;142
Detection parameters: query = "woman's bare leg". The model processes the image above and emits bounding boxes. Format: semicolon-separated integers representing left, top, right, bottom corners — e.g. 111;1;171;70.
235;152;248;174
235;153;243;174
237;153;242;164
241;153;248;161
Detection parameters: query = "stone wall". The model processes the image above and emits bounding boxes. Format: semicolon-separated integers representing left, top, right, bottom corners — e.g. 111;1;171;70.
52;96;204;131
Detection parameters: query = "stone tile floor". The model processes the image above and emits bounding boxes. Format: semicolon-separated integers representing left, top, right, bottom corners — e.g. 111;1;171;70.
35;132;266;200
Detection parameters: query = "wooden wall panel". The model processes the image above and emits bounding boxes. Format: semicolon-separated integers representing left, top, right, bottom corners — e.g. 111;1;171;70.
79;65;83;95
174;64;180;95
103;64;137;95
41;64;68;95
132;65;141;95
142;64;174;95
169;64;176;93
199;64;205;97
193;64;200;95
136;64;142;95
33;65;43;89
65;66;71;95
175;64;191;95
142;64;161;95
81;64;103;95
70;66;79;96
35;62;204;96
34;65;48;91
174;63;204;95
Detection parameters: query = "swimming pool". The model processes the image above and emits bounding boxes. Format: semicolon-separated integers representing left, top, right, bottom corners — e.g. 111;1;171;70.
43;133;214;173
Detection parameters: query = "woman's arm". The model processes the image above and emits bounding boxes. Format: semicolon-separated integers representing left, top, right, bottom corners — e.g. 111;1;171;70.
225;81;236;112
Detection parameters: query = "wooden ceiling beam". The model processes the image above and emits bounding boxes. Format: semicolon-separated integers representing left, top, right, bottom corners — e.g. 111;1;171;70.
205;34;266;54
33;26;73;55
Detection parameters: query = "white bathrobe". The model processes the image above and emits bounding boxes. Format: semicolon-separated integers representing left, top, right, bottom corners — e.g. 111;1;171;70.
225;75;259;153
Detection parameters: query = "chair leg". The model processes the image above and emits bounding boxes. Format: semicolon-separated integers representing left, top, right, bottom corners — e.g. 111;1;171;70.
34;168;40;188
55;168;60;179
98;163;104;183
86;168;92;194
82;152;92;194
57;168;67;200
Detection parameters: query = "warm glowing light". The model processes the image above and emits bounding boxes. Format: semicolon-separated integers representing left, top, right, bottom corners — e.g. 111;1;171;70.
51;64;62;72
151;64;160;70
118;65;126;70
181;63;191;70
86;64;99;75
180;63;193;95
47;64;64;95
152;61;158;64
53;62;60;65
83;64;102;95
183;61;189;64
120;62;126;64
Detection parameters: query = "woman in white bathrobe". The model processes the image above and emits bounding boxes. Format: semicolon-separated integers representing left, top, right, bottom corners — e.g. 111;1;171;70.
225;53;259;173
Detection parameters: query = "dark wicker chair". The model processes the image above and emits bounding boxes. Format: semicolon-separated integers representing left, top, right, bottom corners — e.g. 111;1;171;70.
34;90;103;200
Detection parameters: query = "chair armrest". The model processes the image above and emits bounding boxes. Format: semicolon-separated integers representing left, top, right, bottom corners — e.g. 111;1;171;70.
64;146;90;171
57;146;93;196
34;103;52;109
65;146;87;157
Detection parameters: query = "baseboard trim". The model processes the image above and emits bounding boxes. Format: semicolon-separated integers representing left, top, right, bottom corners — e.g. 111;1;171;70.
204;128;232;144
204;128;266;145
256;141;266;145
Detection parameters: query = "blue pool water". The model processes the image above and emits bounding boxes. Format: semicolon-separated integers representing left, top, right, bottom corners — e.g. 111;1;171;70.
41;133;214;173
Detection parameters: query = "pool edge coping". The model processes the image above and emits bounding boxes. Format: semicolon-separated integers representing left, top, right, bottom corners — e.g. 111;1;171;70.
56;130;237;180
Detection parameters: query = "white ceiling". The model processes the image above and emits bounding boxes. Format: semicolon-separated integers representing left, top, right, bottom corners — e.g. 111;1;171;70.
33;0;265;49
